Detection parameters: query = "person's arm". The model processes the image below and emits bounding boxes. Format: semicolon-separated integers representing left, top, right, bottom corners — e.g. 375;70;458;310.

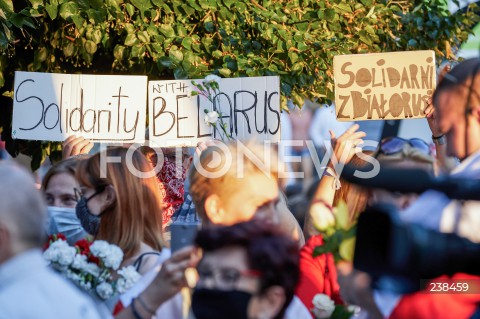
115;247;199;319
424;65;457;175
424;99;457;175
304;124;365;240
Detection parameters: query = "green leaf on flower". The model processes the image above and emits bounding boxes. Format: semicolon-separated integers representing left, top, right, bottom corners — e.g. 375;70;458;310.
339;237;355;262
334;200;349;229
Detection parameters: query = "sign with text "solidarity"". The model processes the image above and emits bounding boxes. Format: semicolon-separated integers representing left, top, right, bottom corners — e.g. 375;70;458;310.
12;72;147;143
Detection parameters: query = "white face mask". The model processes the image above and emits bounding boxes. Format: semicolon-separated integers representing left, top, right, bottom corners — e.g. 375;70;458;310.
46;206;88;245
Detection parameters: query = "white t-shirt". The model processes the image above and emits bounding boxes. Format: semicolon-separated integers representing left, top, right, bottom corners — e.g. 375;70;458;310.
0;249;108;319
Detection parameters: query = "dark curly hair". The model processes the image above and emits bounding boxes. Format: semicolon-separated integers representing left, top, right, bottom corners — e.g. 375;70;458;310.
195;220;300;319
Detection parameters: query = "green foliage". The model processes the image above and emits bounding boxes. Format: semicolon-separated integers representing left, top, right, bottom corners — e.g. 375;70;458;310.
0;0;478;170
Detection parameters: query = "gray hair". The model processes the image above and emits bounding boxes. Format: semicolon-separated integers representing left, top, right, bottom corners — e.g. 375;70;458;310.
0;162;46;248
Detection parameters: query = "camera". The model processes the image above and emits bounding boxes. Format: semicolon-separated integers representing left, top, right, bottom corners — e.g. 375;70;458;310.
341;165;480;293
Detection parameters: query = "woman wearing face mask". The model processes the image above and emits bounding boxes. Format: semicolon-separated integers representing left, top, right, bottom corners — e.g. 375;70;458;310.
190;220;300;319
41;156;88;245
74;147;164;275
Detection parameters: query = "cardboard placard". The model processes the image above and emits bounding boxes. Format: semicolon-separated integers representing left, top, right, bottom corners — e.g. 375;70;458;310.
12;71;147;142
334;50;436;121
148;76;281;147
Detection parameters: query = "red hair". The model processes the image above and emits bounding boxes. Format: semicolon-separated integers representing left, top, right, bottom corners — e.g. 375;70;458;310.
76;147;163;259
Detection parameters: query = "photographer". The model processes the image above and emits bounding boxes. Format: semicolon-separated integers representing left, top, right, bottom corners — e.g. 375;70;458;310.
400;58;480;242
374;58;480;319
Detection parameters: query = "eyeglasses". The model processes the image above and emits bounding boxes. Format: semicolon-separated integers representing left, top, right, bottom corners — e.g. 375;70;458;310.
74;186;106;202
196;266;262;290
377;137;431;157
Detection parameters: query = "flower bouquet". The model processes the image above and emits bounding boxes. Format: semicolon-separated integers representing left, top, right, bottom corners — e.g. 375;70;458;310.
191;74;232;142
311;200;356;263
43;234;141;300
312;294;357;319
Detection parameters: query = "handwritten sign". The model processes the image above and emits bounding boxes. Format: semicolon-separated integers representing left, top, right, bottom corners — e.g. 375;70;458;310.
333;50;436;121
148;76;281;147
12;71;147;142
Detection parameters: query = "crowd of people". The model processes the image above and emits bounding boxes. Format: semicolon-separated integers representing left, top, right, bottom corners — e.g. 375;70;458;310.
1;58;480;319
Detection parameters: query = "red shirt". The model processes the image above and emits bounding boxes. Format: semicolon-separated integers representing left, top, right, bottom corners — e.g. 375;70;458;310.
390;273;480;319
296;235;343;315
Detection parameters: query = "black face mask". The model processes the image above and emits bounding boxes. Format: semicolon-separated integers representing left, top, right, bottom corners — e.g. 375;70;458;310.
191;288;252;319
75;196;101;236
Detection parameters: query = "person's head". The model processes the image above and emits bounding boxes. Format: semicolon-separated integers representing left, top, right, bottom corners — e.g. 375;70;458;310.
41;157;84;208
369;137;435;210
41;157;90;244
75;146;163;258
192;221;299;319
189;140;282;226
0;162;46;264
433;58;480;160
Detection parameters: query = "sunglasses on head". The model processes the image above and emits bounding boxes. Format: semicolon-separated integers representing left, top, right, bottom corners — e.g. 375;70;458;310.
378;137;431;157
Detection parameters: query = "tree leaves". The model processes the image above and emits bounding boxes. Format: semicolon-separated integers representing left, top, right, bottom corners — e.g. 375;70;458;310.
59;2;78;20
0;0;13;13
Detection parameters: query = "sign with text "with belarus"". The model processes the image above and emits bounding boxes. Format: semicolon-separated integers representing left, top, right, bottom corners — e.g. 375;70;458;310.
148;76;281;147
12;71;147;143
333;50;436;121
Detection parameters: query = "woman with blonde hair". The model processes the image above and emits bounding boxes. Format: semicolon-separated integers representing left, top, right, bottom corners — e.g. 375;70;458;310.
75;146;164;274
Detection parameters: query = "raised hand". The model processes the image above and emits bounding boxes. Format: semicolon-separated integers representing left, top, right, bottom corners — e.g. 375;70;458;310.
329;124;366;166
425;64;451;137
62;136;94;159
142;246;200;307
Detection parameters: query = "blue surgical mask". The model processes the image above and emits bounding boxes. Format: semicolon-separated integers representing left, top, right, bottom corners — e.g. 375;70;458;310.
46;206;88;245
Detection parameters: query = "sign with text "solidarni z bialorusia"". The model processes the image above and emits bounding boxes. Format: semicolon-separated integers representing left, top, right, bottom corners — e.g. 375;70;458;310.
333;50;436;121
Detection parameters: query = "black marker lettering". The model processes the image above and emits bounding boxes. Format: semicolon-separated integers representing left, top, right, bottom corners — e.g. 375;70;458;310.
15;79;45;131
152;96;175;137
267;92;280;135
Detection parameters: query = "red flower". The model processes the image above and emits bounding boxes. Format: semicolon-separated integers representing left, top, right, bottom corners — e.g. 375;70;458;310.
88;255;101;265
43;233;67;251
73;238;100;265
75;239;91;256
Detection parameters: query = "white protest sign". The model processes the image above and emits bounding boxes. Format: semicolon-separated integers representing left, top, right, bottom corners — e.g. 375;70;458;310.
148;76;281;147
12;71;147;143
333;50;436;121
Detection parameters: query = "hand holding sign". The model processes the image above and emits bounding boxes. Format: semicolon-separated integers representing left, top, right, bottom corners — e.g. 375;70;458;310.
62;136;94;159
425;64;451;137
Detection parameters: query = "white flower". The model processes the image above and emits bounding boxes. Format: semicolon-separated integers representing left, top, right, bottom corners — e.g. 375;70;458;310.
310;203;336;231
204;74;221;84
83;262;101;277
90;240;123;270
204;111;219;126
312;294;335;319
43;239;76;266
116;266;142;293
71;254;88;270
90;240;110;256
96;282;114;300
347;305;361;315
